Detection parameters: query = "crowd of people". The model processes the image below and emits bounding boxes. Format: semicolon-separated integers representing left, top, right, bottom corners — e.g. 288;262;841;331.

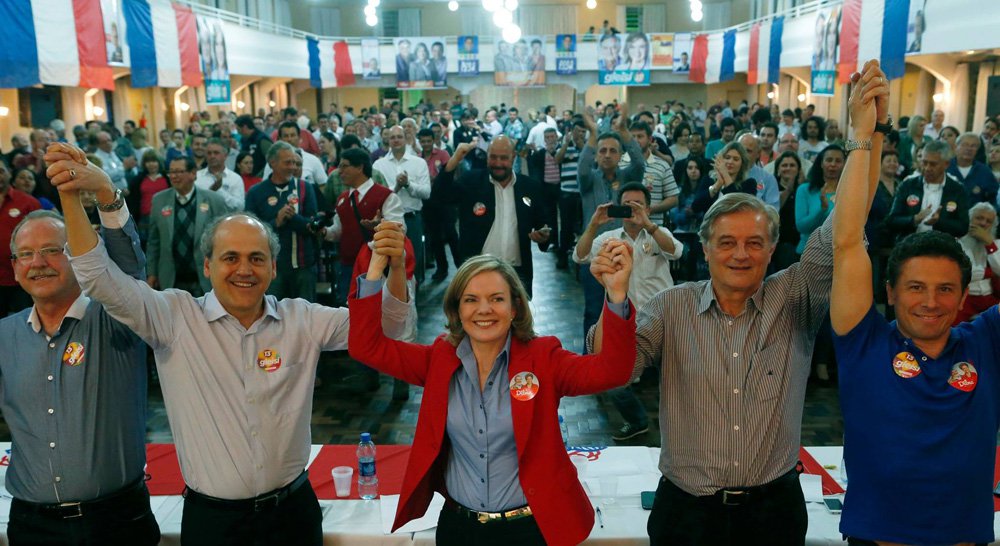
1;57;999;545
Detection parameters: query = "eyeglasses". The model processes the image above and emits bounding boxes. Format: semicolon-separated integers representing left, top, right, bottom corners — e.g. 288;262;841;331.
11;247;63;263
167;171;189;176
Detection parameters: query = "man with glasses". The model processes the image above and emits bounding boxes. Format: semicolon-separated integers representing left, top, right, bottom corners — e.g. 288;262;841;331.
1;161;41;316
147;156;229;296
0;162;159;545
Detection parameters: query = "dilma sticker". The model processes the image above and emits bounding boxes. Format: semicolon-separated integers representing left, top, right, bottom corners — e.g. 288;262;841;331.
63;342;85;367
473;202;487;217
892;351;921;378
510;371;539;401
948;362;977;392
906;195;919;207
257;349;282;373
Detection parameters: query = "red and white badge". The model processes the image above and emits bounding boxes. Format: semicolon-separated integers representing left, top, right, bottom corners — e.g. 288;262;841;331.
756;182;765;191
892;351;921;378
945;201;957;213
473;202;487;217
63;342;85;367
288;196;299;206
509;371;539;401
906;195;920;207
257;349;282;373
199;202;210;213
161;206;173;217
267;196;279;206
948;362;978;392
8;208;20;218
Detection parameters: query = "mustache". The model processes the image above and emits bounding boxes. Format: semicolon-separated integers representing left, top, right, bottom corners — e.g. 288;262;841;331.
27;268;58;279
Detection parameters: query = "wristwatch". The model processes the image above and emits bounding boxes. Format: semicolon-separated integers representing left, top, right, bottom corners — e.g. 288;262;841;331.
96;188;125;212
844;139;873;153
874;115;893;135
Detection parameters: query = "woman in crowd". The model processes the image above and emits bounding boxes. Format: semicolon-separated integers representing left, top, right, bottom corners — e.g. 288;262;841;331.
669;155;711;281
236;151;262;192
773;151;803;271
898;114;929;170
669;122;692;161
867;150;901;305
348;226;636;546
124;150;168;244
692;141;756;213
955;202;1000;324
988;141;1000;184
318;131;341;175
12;167;54;210
939;125;961;154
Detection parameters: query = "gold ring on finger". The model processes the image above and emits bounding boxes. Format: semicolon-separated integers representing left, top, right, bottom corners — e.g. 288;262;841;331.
70;169;76;179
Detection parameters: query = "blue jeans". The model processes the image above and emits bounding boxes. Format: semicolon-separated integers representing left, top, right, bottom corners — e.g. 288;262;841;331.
610;384;648;428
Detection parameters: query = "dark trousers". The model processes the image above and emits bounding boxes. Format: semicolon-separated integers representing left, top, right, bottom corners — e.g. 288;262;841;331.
270;265;318;302
8;481;160;546
581;265;604;352
0;284;32;318
558;190;583;255
425;203;459;273
436;505;546;546
647;471;807;546
180;476;323;546
404;211;425;283
540;182;561;249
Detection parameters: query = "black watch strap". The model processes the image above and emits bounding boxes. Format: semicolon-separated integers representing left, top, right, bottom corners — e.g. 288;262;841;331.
874;115;893;135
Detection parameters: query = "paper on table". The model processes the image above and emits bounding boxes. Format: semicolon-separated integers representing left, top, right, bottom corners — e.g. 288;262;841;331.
379;492;445;534
585;474;660;497
799;473;824;503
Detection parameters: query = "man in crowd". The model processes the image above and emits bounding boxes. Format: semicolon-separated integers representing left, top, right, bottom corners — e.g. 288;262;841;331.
887;139;969;240
264;121;327;188
948;132;998;204
190;134;208;171
6;133;29;166
554;119;587;269
621;121;679;227
923;108;945;139
246;141;322;301
526;106;561;149
975;117;999;164
764;132;814;177
148;157;230;296
94;131;127;190
758;122;779;165
526;127;565;256
417;128;458;281
777;108;799;138
1;157;159;545
737;133;781;210
269;107;319;156
1;161;41;316
236;114;272;177
373;125;431;283
574;182;683;440
503;107;525;144
705;117;738;160
434;136;550;296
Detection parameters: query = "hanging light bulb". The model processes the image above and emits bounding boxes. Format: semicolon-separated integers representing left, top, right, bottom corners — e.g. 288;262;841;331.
493;8;513;27
366;14;378;26
364;5;376;17
448;0;459;10
691;9;703;21
690;0;702;10
502;23;521;43
586;0;597;10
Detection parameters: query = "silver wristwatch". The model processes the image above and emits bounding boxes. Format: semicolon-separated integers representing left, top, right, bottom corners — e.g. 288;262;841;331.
844;139;873;153
96;188;126;212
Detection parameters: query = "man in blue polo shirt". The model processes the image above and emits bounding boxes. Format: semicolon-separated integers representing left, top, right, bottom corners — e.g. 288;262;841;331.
831;60;999;546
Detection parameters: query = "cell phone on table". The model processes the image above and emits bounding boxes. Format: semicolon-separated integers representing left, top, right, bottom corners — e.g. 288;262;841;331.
607;205;633;218
640;490;655;510
823;497;843;514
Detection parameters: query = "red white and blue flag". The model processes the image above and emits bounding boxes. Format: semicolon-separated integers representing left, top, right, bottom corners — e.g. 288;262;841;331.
838;0;910;83
123;0;203;88
747;16;784;86
689;30;736;84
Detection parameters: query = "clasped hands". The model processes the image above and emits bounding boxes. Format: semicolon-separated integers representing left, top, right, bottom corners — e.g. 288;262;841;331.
589;238;633;304
366;220;407;278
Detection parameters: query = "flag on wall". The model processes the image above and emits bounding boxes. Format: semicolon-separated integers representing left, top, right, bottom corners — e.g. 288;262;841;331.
747;16;783;85
308;39;356;88
0;0;114;90
838;0;910;83
124;0;202;88
689;30;736;84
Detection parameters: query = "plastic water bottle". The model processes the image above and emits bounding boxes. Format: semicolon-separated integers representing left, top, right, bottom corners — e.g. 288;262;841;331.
839;456;848;487
559;415;570;449
357;432;379;500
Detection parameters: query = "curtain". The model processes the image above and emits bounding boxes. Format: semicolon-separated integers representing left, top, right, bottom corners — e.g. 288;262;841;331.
309;7;340;36
398;8;421;36
642;4;666;32
519;5;577;35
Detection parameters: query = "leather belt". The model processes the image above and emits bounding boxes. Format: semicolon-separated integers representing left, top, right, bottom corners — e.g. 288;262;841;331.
444;499;534;524
13;477;148;519
713;468;800;507
183;471;309;513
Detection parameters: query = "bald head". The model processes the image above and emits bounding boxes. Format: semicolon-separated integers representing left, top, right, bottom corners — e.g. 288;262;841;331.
487;136;515;185
738;133;759;157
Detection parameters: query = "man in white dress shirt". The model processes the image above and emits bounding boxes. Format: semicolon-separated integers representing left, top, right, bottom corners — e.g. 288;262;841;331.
195;138;244;211
373;126;431;283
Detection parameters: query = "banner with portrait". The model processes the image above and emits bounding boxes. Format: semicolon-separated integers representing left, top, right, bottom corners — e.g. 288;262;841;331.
906;0;927;54
555;34;576;75
811;7;840;96
394;37;447;89
649;33;674;68
493;36;546;87
673;33;692;73
361;38;380;79
101;0;124;65
597;32;651;86
196;16;230;104
457;35;480;77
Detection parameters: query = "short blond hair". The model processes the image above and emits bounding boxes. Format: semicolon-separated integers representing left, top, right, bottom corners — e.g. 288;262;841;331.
442;255;536;346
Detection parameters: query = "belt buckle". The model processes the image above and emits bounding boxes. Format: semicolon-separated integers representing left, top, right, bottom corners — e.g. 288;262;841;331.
721;490;745;506
58;502;83;519
253;491;281;512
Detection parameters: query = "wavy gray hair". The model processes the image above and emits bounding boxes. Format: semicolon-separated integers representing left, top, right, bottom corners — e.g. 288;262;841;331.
698;192;780;245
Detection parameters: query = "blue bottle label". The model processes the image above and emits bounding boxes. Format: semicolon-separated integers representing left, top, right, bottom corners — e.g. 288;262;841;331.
360;460;376;477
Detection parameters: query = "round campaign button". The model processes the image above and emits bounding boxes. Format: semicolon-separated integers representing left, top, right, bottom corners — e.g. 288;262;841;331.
892;351;921;379
973;186;982;195
288;196;299;206
906;195;919;207
756;182;765;191
161;206;172;217
257;349;282;373
948;362;978;392
473;202;487;217
945;201;957;213
8;208;20;218
267;196;279;207
199;202;210;213
63;342;85;367
509;371;539;401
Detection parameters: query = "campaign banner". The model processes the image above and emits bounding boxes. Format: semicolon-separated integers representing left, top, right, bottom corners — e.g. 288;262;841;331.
196;16;230;104
673;33;692;73
811;7;840;96
494;36;546;87
649;33;674;68
555;34;576;75
394;37;447;89
361;38;380;79
101;0;125;65
457;35;479;77
598;32;651;86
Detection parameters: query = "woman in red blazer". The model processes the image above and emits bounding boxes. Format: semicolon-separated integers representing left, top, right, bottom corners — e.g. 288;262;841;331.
349;224;636;546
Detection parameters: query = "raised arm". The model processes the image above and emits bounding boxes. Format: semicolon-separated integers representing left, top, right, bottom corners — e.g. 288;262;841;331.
832;60;887;335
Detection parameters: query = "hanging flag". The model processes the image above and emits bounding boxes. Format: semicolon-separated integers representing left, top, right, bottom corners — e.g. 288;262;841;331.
747;23;761;85
688;34;708;83
689;31;735;84
838;0;910;84
768;16;784;85
718;30;736;82
123;0;202;88
0;0;115;90
748;17;784;86
308;38;356;88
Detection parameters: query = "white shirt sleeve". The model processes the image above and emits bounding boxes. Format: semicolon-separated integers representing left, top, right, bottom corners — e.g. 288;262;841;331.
403;158;431;200
98;200;132;229
381;193;406;228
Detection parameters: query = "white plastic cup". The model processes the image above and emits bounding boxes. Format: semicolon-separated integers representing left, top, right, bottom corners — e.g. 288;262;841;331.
599;476;618;503
332;466;354;498
570;454;589;480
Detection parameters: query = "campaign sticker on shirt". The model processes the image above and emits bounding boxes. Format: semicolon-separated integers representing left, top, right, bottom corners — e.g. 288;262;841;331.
161;206;172;217
892;351;921;378
610;182;620;192
642;241;652;254
473;202;487;217
522;196;532;207
267;196;279;207
287;196;299;206
945;201;957;213
63;342;85;367
756;182;765;191
948;362;978;392
257;349;282;373
434;160;441;169
973;186;982;195
906;195;920;207
509;372;539;401
337;197;345;207
8;208;20;218
199;202;210;213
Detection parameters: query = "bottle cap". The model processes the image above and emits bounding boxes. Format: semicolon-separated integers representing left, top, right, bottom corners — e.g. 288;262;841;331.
361;432;371;442
559;415;564;423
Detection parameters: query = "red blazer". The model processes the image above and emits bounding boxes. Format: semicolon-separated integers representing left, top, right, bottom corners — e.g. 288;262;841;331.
348;293;636;546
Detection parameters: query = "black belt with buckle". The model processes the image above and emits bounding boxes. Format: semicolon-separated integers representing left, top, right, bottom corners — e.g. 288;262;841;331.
183;471;309;513
444;499;534;524
712;467;800;507
14;477;148;519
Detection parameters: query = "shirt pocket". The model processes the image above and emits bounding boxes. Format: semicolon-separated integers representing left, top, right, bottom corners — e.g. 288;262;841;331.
747;343;787;402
